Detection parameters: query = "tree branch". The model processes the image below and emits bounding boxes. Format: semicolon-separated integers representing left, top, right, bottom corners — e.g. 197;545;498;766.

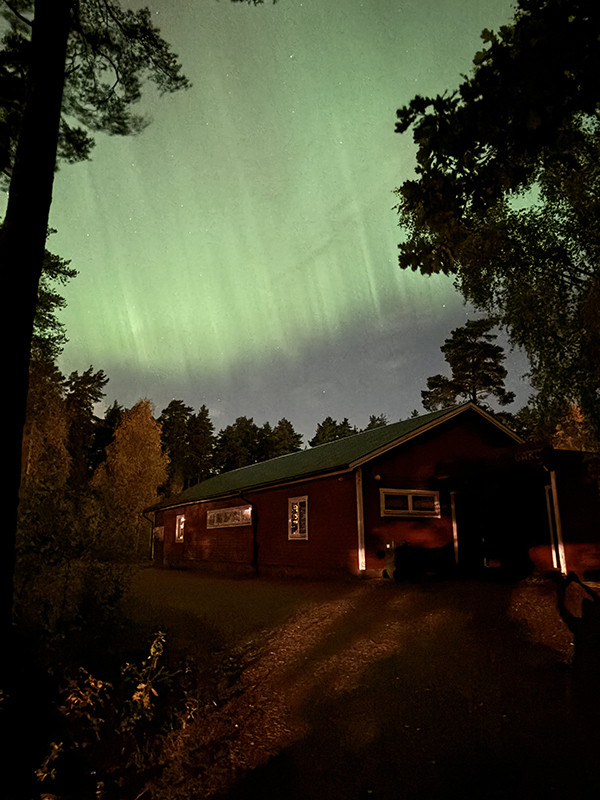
2;0;33;27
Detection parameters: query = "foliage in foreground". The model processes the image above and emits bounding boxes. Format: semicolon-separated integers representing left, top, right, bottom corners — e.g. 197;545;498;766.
10;625;245;800
30;631;218;800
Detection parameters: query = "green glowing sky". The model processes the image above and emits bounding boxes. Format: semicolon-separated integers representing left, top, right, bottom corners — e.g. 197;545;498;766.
42;0;527;438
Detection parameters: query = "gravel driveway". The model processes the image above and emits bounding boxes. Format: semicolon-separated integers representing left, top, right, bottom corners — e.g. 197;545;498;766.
128;569;595;800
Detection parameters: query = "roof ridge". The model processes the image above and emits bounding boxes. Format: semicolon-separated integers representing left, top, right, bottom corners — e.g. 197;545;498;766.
150;404;482;511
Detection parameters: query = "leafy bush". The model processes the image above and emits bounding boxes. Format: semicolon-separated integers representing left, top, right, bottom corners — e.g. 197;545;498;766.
35;632;201;800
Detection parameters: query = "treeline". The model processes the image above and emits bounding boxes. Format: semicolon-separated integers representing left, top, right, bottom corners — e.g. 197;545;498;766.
159;405;394;491
18;349;398;632
24;356;395;501
158;402;304;491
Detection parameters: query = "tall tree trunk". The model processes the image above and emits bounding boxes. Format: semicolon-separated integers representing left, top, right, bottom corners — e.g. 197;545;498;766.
1;0;72;637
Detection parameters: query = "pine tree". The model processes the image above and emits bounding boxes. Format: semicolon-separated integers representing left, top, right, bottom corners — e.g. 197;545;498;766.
90;400;124;474
215;417;261;472
421;318;515;412
270;418;304;456
185;405;215;485
363;414;389;430
310;416;357;446
63;366;109;491
158;400;194;492
32;244;78;365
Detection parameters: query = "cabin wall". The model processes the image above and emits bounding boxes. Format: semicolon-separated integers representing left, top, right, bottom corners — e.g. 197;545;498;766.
250;473;359;575
152;409;598;581
154;472;359;575
361;414;518;573
154;497;254;571
529;453;600;580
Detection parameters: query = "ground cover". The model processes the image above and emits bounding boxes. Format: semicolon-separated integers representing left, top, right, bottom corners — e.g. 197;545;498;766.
126;568;596;800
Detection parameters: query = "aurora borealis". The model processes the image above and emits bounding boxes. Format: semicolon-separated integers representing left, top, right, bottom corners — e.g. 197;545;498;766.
38;0;528;437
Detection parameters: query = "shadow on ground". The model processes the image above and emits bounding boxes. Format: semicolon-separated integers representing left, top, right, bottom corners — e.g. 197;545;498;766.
221;580;593;800
129;570;596;800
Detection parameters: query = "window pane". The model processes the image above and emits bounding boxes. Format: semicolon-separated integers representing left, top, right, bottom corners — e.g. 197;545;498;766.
380;488;440;518
412;494;436;511
385;493;409;511
289;497;308;539
207;505;252;528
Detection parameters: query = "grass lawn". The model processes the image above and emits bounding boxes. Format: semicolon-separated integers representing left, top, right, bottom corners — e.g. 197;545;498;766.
126;566;360;655
125;567;596;800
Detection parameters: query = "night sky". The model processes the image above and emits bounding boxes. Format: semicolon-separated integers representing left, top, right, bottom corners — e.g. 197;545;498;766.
42;0;528;440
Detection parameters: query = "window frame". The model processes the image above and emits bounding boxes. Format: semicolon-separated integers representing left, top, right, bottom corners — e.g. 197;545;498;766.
379;488;441;518
288;495;308;540
153;526;164;542
175;514;185;542
206;504;252;529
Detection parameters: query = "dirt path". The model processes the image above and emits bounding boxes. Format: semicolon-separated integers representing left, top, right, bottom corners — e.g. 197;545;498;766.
129;572;595;799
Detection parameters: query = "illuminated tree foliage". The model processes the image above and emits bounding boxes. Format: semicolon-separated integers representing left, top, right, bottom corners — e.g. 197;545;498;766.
21;358;71;490
1;0;189;630
15;364;125;641
552;404;598;452
394;0;600;432
421;318;515;412
92;399;169;558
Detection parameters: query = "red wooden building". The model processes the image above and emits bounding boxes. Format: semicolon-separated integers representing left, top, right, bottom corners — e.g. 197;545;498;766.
149;403;600;580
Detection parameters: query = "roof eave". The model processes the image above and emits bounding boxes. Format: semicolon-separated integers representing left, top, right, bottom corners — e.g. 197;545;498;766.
150;464;355;512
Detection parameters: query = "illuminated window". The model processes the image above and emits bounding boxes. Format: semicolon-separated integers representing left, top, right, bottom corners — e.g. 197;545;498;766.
207;505;252;528
380;489;440;518
175;514;185;542
153;526;164;542
288;496;308;540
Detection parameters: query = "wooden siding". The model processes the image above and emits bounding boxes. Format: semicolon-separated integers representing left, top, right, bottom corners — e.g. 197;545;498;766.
249;473;359;574
152;409;599;580
361;413;518;572
155;473;359;575
156;497;254;569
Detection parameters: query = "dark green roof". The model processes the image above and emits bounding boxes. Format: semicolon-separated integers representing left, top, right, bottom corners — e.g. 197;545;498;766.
153;403;520;510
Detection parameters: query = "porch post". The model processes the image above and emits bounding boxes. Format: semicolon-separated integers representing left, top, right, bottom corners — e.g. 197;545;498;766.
355;468;366;572
549;470;567;575
450;491;459;564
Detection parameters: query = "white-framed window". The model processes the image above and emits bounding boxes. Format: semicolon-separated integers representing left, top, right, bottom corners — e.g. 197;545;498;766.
175;514;185;542
153;526;164;542
288;496;308;540
207;505;252;529
379;489;441;518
